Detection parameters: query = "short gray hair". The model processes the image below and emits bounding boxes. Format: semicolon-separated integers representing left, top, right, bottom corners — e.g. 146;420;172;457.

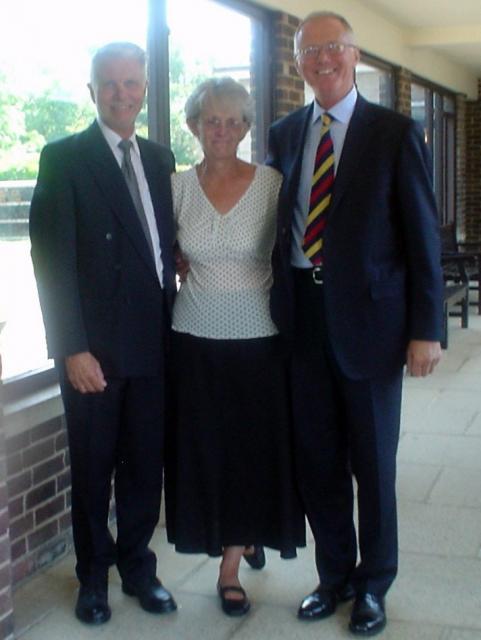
90;42;147;85
185;77;254;125
294;12;355;53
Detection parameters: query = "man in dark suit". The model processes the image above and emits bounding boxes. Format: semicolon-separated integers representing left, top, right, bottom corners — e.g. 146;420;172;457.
30;42;177;625
267;12;443;636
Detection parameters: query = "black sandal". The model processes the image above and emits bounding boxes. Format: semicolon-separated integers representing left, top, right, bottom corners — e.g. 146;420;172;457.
217;583;250;616
243;545;266;570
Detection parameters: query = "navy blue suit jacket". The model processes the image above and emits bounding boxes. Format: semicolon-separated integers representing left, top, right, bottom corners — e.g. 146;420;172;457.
267;95;443;380
30;121;176;377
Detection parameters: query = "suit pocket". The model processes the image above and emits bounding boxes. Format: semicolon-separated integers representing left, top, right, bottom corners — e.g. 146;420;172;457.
370;272;405;300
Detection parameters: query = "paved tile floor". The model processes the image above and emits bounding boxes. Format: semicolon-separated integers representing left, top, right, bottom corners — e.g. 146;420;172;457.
13;314;481;639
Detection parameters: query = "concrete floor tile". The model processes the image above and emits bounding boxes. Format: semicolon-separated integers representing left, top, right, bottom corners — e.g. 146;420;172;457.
232;601;351;640
398;434;481;469
401;387;440;421
394;553;481;629
429;467;481;508
466;412;481;436
440;629;481;639
401;404;476;435
398;502;481;557
396;462;441;502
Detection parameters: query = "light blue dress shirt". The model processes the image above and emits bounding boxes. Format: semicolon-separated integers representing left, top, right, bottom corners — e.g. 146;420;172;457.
291;86;358;268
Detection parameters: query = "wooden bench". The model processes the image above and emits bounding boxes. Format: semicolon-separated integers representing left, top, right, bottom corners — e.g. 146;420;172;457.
441;223;481;314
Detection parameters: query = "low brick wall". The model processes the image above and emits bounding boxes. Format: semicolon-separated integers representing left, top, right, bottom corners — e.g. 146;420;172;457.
5;415;72;585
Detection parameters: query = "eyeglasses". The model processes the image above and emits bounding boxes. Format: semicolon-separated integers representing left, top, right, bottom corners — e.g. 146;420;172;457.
296;42;357;60
202;117;245;130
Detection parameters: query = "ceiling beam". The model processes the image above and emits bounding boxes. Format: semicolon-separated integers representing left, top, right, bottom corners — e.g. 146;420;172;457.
407;24;481;47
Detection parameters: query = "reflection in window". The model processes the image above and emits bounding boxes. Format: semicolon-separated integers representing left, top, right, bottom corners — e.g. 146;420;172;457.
0;0;148;379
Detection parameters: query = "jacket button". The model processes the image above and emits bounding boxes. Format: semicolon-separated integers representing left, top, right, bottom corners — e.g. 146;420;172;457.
106;232;113;241
281;227;287;236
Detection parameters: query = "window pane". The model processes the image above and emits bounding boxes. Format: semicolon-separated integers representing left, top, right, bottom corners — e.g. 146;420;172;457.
167;0;255;167
356;62;393;107
411;84;427;128
0;0;147;379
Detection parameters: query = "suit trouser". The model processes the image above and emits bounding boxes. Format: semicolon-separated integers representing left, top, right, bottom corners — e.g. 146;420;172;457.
291;269;403;596
59;370;165;589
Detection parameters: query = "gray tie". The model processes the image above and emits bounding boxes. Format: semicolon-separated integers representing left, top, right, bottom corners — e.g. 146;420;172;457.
118;139;155;261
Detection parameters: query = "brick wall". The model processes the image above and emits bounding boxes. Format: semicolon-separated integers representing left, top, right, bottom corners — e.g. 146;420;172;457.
395;68;412;116
271;13;304;120
456;95;467;237
5;416;72;586
0;383;14;640
465;85;481;241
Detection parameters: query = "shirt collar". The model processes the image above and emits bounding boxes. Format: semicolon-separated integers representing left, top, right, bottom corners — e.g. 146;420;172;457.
97;118;140;155
312;85;358;125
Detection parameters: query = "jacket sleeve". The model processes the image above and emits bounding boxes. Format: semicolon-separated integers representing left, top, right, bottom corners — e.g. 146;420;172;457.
29;143;89;359
397;120;444;342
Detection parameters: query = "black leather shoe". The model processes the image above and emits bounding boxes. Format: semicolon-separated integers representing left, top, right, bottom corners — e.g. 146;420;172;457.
75;585;111;625
217;583;250;617
349;593;386;636
122;577;177;614
243;545;266;570
298;583;356;620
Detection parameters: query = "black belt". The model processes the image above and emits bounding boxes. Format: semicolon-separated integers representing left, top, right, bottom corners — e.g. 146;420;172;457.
292;266;324;285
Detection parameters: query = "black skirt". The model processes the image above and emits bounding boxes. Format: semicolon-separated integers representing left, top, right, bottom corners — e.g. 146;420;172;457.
165;331;306;558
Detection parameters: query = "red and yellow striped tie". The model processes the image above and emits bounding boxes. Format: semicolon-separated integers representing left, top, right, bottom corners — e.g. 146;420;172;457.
302;113;335;265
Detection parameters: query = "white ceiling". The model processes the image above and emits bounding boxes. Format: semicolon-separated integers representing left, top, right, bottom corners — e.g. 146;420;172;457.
361;0;481;74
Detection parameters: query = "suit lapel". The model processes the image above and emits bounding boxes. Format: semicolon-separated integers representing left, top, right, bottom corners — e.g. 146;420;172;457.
329;96;374;214
79;122;158;278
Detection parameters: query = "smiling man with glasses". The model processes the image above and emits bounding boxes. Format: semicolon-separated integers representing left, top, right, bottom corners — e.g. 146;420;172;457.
267;10;443;637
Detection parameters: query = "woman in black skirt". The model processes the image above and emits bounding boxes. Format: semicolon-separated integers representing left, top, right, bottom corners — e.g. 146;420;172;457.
165;77;305;616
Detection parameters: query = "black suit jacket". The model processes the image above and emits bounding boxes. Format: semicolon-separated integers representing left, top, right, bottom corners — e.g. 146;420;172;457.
267;95;443;380
30;121;176;377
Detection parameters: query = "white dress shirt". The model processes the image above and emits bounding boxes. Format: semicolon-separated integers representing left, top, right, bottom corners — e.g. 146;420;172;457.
98;119;164;286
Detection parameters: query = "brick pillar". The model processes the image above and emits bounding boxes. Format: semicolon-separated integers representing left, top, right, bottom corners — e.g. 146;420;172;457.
0;352;14;640
456;95;467;237
271;12;305;120
395;67;412;116
465;82;481;241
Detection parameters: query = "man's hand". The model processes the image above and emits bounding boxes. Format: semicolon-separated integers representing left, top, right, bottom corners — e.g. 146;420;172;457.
65;352;107;393
406;340;442;377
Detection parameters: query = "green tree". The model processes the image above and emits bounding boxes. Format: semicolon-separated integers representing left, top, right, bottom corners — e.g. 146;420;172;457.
168;46;208;167
23;91;93;144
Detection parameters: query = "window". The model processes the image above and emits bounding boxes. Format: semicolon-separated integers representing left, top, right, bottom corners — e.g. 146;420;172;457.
0;0;149;381
356;55;394;108
0;0;271;385
165;0;270;165
411;80;456;224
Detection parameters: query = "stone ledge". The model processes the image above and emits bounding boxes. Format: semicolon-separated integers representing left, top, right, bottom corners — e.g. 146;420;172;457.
3;386;63;439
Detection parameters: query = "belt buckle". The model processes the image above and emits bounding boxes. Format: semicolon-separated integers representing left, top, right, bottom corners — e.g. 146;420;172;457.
312;266;323;285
